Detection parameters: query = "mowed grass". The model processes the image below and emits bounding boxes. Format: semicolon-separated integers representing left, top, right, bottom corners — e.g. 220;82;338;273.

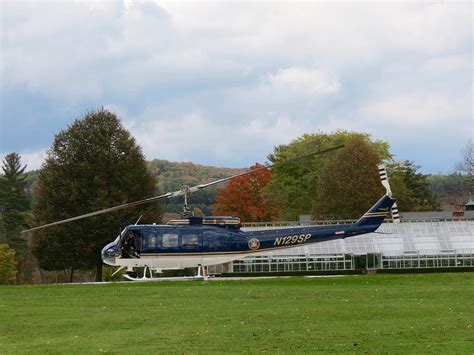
0;273;473;354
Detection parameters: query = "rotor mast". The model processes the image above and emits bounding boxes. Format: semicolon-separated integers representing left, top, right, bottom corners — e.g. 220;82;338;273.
181;185;192;218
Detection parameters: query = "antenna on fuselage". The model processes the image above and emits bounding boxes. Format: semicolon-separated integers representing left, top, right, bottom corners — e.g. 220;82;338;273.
134;215;143;225
378;164;400;223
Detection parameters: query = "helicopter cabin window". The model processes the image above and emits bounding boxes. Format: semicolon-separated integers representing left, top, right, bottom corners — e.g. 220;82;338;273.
203;230;229;251
162;233;179;248
142;231;159;252
181;233;199;249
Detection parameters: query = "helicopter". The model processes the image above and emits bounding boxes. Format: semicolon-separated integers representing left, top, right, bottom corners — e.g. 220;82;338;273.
24;145;397;281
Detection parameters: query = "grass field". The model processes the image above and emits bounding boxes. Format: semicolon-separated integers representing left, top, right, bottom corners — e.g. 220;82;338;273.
0;273;473;353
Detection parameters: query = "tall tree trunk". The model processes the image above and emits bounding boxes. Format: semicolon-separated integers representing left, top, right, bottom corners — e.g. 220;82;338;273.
69;268;74;283
95;259;103;282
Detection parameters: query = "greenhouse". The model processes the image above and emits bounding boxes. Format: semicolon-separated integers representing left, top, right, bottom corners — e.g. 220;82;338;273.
210;220;474;274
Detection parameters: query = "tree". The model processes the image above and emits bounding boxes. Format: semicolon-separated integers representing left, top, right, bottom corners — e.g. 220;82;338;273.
387;161;438;211
0;153;30;252
428;173;470;210
266;130;391;220
456;139;474;177
212;163;279;222
455;139;473;201
0;244;17;284
312;138;384;219
31;109;162;282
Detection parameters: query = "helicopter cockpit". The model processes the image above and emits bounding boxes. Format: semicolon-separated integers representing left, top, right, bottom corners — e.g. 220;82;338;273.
101;228;143;266
121;230;141;258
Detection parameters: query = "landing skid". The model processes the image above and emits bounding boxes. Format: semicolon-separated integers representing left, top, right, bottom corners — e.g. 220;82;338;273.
122;265;208;282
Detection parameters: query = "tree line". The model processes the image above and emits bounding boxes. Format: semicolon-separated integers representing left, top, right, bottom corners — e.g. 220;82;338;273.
0;109;472;283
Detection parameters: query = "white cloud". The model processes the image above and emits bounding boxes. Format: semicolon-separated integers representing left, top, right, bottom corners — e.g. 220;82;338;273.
260;67;340;98
360;92;470;128
1;1;472;173
0;149;46;171
125;110;310;166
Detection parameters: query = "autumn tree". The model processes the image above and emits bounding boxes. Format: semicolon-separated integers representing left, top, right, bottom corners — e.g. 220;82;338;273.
212;163;279;222
266;130;391;220
0;153;30;252
32;109;162;282
312;138;384;219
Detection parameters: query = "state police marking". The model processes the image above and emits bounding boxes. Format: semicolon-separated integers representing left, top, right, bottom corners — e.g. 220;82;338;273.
274;234;311;246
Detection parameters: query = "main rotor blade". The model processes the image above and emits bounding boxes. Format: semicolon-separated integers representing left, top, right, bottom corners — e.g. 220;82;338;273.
189;144;344;192
23;144;343;233
22;192;172;233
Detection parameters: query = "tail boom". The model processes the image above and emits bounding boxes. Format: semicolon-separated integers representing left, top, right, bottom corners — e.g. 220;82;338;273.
355;194;396;229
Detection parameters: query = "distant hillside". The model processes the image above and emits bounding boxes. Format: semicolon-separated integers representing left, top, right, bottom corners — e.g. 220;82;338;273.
148;159;245;192
148;159;245;215
23;160;246;216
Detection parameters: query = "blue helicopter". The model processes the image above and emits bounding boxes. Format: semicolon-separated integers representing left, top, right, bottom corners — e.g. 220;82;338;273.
24;146;396;280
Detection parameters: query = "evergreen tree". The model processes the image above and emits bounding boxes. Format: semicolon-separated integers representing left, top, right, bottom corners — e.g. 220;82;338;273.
312;138;384;219
388;161;438;211
32;109;162;282
0;153;30;252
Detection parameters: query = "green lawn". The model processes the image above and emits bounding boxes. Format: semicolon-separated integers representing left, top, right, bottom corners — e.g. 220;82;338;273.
0;273;473;354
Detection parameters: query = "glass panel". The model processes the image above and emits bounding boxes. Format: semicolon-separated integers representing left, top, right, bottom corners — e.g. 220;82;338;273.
181;234;199;249
204;230;229;251
142;231;159;251
162;233;179;248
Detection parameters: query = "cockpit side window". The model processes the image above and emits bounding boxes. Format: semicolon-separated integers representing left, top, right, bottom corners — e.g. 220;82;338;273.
121;230;141;258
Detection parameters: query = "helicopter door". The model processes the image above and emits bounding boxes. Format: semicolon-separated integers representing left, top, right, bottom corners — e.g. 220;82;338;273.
203;230;229;253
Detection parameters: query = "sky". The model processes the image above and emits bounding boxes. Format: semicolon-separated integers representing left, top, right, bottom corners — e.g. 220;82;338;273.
0;1;472;173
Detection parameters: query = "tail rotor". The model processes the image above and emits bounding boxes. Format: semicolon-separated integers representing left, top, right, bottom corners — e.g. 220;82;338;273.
378;164;400;223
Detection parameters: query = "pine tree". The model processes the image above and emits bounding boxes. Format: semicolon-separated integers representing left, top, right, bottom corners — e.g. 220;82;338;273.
388;161;438;211
0;153;30;252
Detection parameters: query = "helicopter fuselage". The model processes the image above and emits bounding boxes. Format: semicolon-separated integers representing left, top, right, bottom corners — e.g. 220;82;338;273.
102;194;395;273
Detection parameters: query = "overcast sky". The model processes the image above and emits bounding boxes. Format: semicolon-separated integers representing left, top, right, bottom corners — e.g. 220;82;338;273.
1;1;472;173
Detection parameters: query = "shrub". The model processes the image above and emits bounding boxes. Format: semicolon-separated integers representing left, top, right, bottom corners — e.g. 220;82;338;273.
0;244;18;284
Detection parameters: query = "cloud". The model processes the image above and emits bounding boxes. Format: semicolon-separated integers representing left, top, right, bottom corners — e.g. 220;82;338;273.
359;92;471;128
0;149;46;171
1;1;472;173
259;67;340;98
125;110;310;166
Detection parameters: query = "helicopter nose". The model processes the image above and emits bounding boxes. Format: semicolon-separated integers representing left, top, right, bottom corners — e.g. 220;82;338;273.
101;238;119;266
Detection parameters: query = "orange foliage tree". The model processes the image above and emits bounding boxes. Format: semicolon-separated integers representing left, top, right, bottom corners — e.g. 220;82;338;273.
212;163;279;222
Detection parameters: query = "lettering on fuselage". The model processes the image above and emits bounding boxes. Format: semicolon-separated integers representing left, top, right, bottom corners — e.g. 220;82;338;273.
274;233;311;247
